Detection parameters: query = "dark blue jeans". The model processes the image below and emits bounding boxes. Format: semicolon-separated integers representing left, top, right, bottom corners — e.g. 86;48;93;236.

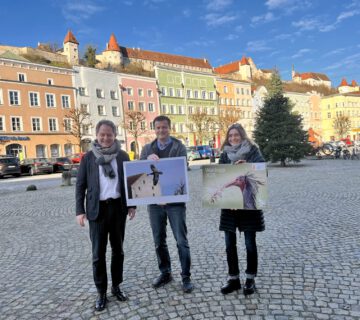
148;204;191;278
224;230;257;277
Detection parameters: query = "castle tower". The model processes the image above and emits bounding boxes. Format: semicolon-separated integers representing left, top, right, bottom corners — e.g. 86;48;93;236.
98;33;122;67
291;64;295;79
63;30;79;65
239;56;252;80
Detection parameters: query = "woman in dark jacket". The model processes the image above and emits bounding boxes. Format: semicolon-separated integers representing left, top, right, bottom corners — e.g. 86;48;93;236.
219;123;265;296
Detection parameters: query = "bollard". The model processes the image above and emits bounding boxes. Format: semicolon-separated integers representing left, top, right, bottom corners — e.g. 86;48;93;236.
62;171;72;186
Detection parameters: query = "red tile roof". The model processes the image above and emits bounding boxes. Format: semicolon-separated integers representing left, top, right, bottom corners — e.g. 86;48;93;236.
63;30;79;44
214;61;241;74
120;47;212;69
298;72;330;81
106;33;120;52
240;56;249;65
339;78;349;87
351;80;358;87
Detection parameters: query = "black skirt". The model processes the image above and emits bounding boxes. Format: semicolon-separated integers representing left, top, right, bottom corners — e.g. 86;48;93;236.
219;209;265;233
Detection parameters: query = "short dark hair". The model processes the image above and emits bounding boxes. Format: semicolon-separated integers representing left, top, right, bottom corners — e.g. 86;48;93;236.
153;115;171;128
96;120;117;135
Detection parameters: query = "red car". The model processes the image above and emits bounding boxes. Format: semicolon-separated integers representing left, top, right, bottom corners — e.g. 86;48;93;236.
70;153;85;164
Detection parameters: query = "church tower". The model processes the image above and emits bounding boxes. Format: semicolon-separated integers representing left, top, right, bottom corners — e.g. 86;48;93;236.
239;56;252;80
97;33;122;67
63;30;79;65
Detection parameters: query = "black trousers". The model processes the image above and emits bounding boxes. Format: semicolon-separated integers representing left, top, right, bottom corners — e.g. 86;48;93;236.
89;198;126;294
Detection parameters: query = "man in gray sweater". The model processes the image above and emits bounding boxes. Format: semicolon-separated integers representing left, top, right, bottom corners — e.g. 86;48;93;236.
140;115;193;293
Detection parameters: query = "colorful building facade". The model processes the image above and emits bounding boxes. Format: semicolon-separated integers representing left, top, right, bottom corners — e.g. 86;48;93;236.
0;56;77;158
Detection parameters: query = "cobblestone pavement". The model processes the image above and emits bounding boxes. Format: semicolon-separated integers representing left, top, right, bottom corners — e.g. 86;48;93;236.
0;159;359;320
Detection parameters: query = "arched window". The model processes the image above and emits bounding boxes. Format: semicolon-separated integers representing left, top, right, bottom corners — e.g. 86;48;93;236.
64;143;73;156
50;144;60;157
36;145;47;158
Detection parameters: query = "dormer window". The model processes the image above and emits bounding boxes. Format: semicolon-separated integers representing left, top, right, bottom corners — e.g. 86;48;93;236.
18;73;26;82
48;78;54;85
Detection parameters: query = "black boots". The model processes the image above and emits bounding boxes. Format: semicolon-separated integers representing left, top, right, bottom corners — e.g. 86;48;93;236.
221;278;241;294
243;278;256;295
95;293;107;311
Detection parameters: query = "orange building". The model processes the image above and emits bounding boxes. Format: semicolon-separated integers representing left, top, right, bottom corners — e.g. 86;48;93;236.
0;55;78;159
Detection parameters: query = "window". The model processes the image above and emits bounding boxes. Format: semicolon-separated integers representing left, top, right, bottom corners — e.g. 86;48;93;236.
187;89;192;98
129;121;134;130
224;86;228;93
241;88;244;95
0;116;4;131
61;95;70;108
138;102;145;112
79;87;87;96
176;88;183;97
161;87;167;96
46;94;55;107
147;89;153;97
202;91;207;99
141;121;146;130
36;145;46;158
194;90;199;99
128;101;134;110
327;112;331;118
18;73;26;82
82;124;91;135
47;79;54;85
127;88;133;96
148;103;154;112
110;90;118;100
138;88;144;97
112;106;119;117
29;92;40;107
32;118;41;131
150;122;155;130
64;118;71;132
161;105;167;113
81;104;89;113
11;117;22;131
179;124;184;133
209;92;214;100
9;90;20;105
236;88;240;94
178;105;183;114
169;105;175;114
0;89;3;104
169;88;174;97
237;99;240;106
96;89;104;98
188;106;193;114
49;118;58;131
97;105;105;115
246;89;250;95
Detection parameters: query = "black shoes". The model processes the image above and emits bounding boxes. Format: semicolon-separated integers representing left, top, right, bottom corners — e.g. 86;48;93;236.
182;277;194;293
243;278;256;295
152;273;173;288
111;285;128;301
95;293;107;312
221;279;241;294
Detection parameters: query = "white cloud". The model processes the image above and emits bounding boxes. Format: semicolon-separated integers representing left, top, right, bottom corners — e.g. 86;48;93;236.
251;12;277;26
265;0;292;10
292;18;320;31
291;48;311;59
225;34;239;40
322;48;346;58
324;52;360;70
206;0;233;11
246;40;271;52
61;0;105;24
186;40;215;47
203;13;237;27
235;25;243;32
275;33;292;40
265;0;311;13
337;10;360;23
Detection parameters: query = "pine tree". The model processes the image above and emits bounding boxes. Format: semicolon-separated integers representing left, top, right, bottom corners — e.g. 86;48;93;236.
253;72;311;166
83;45;98;67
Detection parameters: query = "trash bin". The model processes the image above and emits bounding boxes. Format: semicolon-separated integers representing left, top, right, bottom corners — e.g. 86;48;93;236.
210;156;216;163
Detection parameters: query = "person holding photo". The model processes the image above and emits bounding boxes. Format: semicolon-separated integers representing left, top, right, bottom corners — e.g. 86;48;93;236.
140;115;193;293
218;123;265;296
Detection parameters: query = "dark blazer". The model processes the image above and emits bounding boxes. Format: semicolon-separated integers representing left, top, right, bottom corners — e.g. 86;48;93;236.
219;144;265;233
75;150;133;221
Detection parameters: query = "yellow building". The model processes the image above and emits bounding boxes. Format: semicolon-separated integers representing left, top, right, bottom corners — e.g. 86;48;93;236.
321;92;360;141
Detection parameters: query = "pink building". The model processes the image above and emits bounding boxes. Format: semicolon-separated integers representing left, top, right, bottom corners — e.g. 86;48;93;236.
118;74;160;154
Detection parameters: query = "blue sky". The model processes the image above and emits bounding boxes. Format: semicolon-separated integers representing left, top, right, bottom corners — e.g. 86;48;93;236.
1;0;360;86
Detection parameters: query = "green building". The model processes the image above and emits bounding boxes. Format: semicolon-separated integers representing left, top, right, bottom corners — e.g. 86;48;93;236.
155;66;218;146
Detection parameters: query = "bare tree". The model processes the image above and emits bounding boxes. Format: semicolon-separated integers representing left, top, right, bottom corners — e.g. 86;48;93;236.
122;111;147;159
333;115;351;139
64;107;92;150
216;107;242;143
188;110;215;145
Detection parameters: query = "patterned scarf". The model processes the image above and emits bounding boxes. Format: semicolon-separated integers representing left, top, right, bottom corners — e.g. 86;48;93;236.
91;140;120;179
223;140;252;164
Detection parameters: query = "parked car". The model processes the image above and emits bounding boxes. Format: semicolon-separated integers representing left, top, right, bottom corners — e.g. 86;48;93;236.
186;147;201;161
20;158;54;176
50;157;72;172
194;145;213;159
70;152;85;164
0;156;21;178
211;148;221;158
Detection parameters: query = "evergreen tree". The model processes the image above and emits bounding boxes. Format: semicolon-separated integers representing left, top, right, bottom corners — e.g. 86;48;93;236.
83;45;98;67
253;72;311;166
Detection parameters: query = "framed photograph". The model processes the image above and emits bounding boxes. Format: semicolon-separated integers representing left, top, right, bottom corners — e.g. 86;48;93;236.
123;157;189;206
202;163;267;210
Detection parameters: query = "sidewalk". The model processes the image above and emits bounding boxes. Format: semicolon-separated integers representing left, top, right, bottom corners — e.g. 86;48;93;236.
0;160;359;319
